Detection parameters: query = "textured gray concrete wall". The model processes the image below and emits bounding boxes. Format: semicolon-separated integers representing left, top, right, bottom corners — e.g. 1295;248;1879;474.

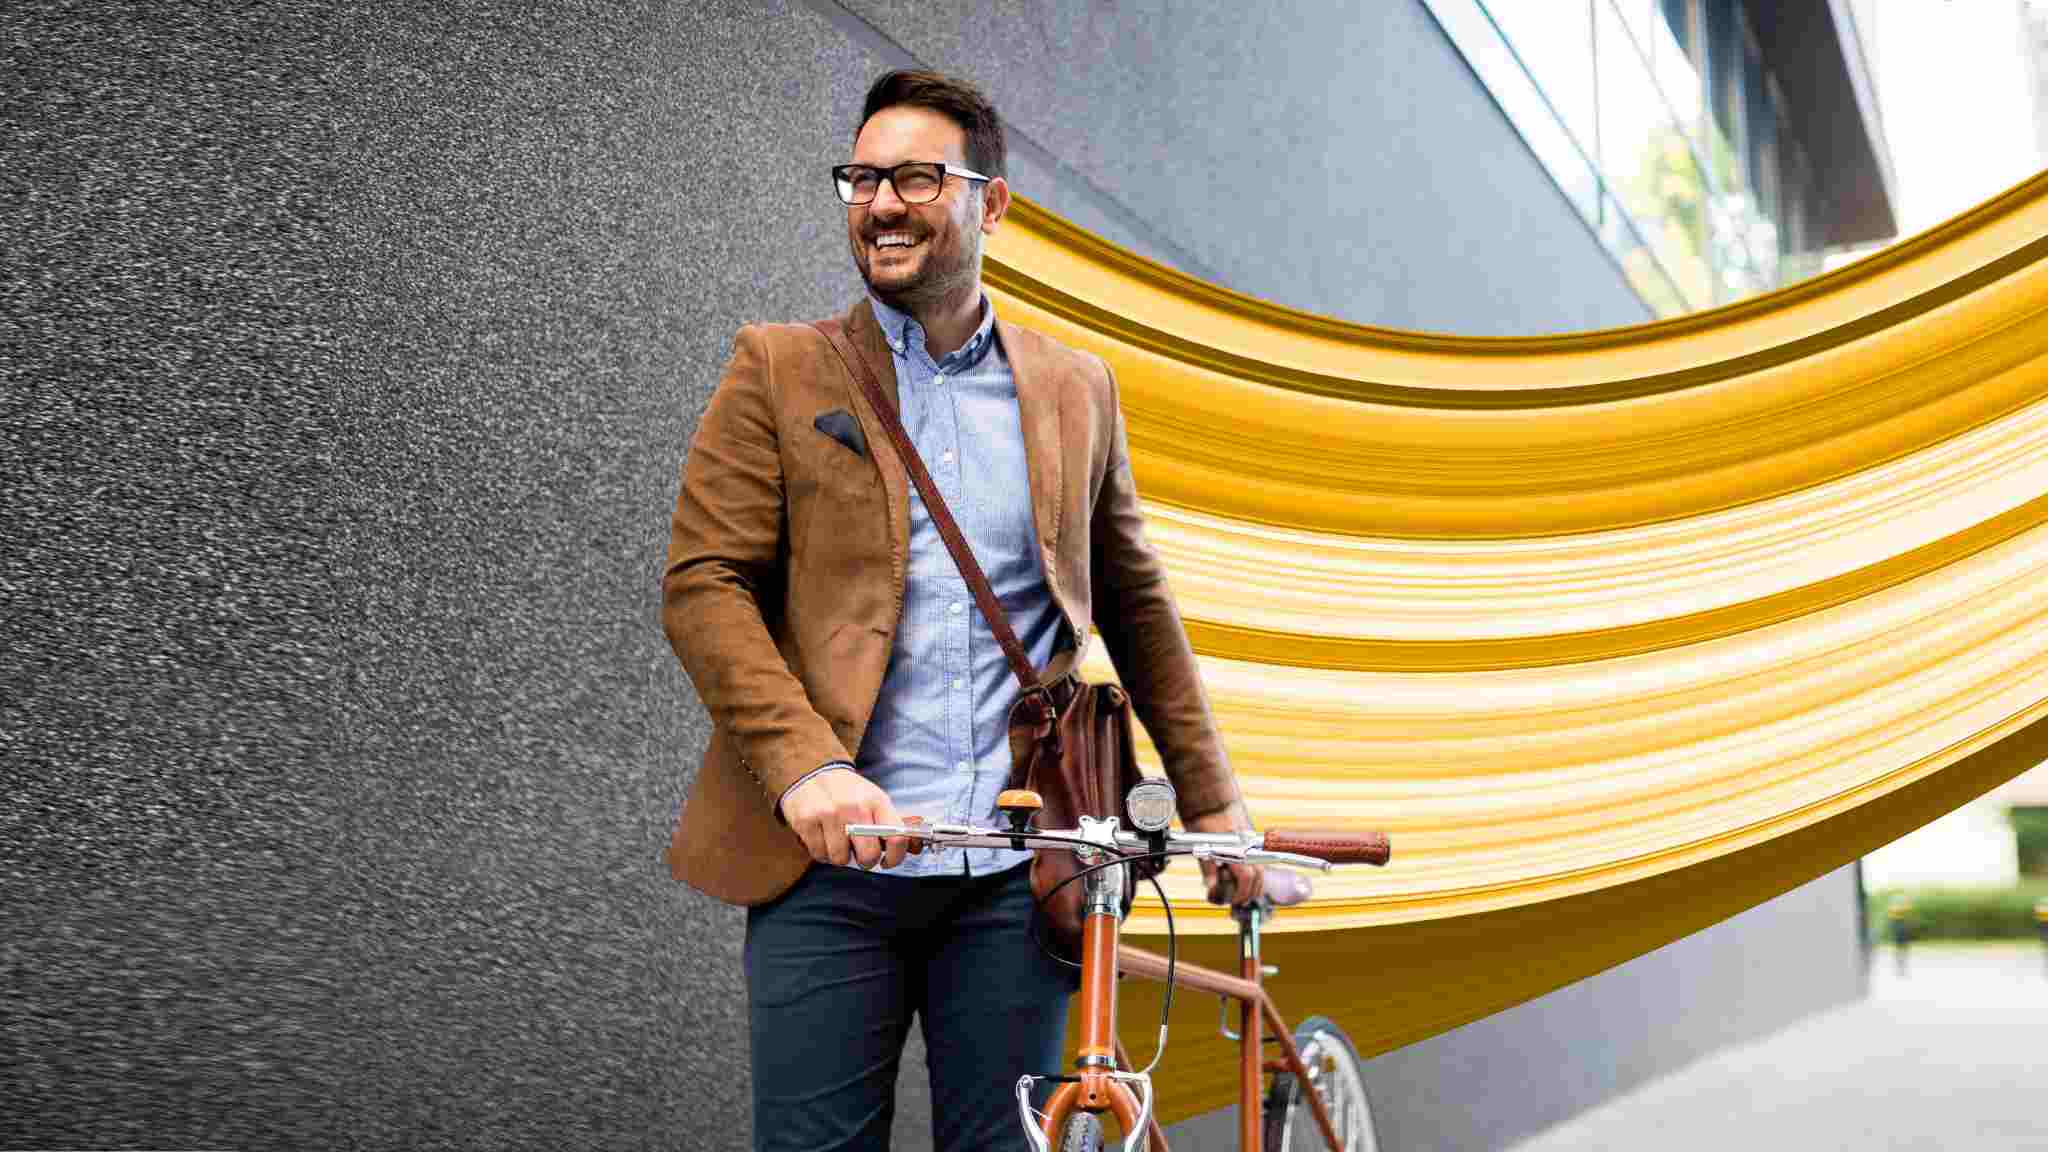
10;2;877;1148
7;3;352;1147
7;1;1852;1150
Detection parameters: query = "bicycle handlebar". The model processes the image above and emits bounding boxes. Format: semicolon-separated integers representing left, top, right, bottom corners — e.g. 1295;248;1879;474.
841;818;1391;874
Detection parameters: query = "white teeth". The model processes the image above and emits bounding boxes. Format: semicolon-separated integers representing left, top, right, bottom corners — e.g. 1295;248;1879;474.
875;233;916;248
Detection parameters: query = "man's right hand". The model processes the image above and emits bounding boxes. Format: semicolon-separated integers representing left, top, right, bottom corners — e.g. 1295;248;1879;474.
782;768;916;869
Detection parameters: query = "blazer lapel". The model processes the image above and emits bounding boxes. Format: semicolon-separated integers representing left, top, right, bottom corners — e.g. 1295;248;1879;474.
840;299;911;567
834;302;1065;647
997;317;1064;578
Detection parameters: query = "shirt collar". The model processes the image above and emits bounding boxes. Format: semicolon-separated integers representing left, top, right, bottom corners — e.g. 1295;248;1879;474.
868;292;998;368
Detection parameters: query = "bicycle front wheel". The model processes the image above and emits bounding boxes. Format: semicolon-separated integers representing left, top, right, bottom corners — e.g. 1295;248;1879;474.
1262;1015;1379;1152
1056;1110;1104;1152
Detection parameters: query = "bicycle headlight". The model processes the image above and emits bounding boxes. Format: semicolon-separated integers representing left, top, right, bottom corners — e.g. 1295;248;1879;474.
1125;777;1176;834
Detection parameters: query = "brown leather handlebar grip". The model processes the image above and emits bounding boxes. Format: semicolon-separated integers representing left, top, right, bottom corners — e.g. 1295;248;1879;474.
1263;829;1391;866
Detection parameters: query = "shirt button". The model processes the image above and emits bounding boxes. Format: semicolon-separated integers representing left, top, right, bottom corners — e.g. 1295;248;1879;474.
941;449;954;464
957;759;970;772
933;373;946;385
949;602;962;615
952;677;965;690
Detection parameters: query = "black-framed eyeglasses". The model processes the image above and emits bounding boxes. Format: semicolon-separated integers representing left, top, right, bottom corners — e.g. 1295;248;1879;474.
831;161;991;206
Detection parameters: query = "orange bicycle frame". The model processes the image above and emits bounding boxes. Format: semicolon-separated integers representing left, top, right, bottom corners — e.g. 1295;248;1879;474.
1038;889;1345;1151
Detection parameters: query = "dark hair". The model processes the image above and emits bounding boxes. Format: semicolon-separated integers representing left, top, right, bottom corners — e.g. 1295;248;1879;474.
857;70;1007;180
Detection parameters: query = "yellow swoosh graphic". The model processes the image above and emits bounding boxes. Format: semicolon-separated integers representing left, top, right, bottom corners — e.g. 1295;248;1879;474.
985;174;2048;1124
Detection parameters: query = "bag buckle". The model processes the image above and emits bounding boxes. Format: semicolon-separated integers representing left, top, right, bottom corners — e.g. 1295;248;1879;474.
1031;685;1061;755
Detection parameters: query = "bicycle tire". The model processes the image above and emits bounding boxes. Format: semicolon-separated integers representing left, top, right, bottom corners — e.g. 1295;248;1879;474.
1057;1110;1104;1152
1261;1015;1380;1152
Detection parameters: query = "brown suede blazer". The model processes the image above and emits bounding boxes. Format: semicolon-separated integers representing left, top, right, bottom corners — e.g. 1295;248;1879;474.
662;297;1240;905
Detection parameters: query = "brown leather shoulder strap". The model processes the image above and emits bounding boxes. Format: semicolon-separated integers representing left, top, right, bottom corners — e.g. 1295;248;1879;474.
811;318;1046;702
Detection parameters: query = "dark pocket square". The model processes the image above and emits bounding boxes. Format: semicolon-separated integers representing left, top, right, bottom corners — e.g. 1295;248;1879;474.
813;408;866;457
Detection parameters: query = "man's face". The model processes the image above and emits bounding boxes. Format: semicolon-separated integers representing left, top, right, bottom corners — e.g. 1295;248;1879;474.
846;105;995;309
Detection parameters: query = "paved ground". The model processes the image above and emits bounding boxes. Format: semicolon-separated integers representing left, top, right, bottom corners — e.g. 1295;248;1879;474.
1505;944;2048;1151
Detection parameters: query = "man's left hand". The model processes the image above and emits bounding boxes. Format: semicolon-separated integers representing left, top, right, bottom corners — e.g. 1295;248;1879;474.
1184;808;1264;906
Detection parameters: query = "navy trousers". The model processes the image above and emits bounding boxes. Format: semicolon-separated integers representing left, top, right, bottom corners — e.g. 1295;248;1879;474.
744;860;1077;1151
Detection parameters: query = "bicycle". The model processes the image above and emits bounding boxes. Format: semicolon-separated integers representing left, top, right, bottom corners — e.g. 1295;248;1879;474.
849;778;1391;1151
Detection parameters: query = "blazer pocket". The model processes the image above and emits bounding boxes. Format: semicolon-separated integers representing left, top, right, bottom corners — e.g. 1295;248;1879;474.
789;410;883;583
812;408;866;457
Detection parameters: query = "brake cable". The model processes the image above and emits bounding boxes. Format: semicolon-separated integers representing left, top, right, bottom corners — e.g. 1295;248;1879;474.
1026;846;1180;1076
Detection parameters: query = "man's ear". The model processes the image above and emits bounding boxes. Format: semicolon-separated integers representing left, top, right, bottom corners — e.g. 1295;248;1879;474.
979;176;1010;235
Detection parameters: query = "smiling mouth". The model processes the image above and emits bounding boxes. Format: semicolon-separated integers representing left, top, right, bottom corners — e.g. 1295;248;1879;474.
869;232;923;254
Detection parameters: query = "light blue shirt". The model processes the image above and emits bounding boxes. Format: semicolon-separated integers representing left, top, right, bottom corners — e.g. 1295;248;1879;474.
848;293;1066;877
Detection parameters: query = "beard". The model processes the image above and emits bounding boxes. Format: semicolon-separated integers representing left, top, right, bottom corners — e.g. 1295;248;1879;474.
853;201;983;312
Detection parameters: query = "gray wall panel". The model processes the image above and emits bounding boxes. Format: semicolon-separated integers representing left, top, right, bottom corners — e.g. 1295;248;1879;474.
843;0;1651;334
9;1;1848;1149
1162;867;1865;1151
1355;865;1863;1152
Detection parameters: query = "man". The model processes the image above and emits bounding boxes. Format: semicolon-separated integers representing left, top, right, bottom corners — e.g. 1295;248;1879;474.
662;70;1262;1151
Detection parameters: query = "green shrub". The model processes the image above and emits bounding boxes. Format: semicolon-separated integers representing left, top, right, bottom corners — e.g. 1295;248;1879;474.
1865;880;2048;941
2012;805;2048;877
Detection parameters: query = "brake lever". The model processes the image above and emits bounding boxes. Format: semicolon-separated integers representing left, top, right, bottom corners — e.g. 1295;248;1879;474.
1190;845;1332;872
1246;848;1333;871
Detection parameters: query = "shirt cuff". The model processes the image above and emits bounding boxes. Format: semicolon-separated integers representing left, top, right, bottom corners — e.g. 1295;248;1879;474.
775;760;856;823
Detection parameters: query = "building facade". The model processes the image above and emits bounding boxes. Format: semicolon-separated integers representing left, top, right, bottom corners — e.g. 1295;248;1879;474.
1417;0;1893;313
692;2;1898;1147
8;2;1896;1150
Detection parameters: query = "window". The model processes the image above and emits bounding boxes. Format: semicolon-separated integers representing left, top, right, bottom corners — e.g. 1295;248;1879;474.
1423;0;1815;315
